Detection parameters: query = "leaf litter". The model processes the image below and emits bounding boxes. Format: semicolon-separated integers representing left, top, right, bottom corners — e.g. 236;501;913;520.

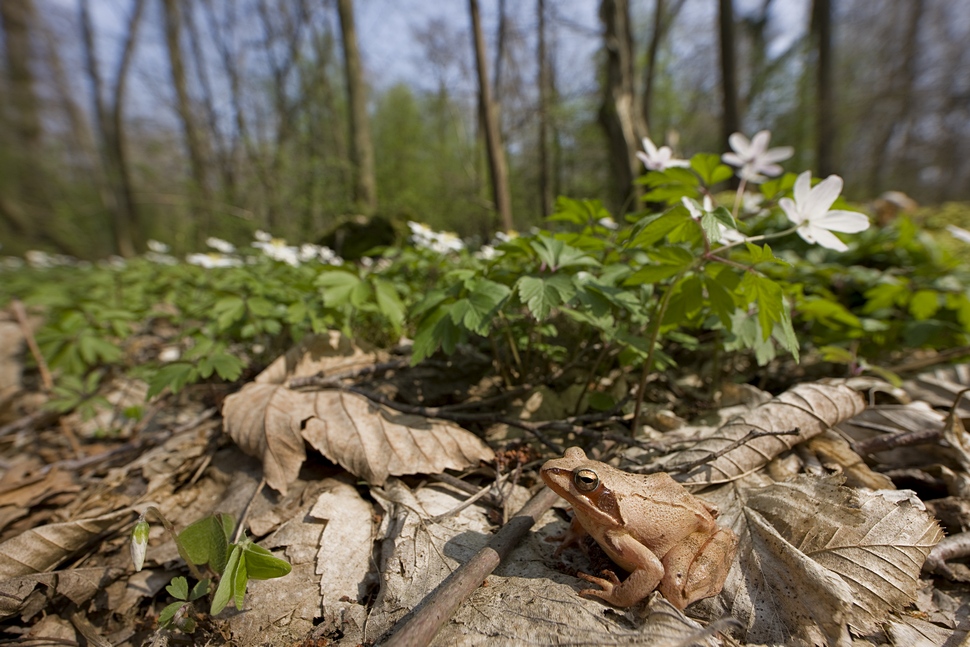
0;327;966;645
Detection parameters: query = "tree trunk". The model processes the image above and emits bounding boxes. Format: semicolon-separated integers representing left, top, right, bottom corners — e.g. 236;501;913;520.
1;0;41;148
337;0;377;215
718;0;740;155
598;0;647;211
162;0;212;239
537;0;553;218
469;0;514;232
642;0;663;133
812;0;835;176
80;0;144;257
0;0;74;254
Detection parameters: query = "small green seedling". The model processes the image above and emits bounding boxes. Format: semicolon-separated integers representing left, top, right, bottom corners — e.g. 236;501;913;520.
130;507;291;632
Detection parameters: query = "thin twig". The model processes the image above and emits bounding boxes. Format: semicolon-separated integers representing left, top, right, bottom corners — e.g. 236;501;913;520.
13;299;84;458
428;472;509;524
287;358;410;389
924;531;970;582
380;486;561;647
663;427;801;474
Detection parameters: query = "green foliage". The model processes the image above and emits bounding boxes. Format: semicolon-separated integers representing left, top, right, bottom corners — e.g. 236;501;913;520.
6;150;970;424
138;511;291;633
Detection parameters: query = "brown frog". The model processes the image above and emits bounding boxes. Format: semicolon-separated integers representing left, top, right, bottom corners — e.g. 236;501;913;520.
540;447;738;609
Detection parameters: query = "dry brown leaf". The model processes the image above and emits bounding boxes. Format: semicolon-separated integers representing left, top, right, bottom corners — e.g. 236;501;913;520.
255;330;383;384
0;508;133;579
696;475;943;644
663;381;866;484
224;383;494;491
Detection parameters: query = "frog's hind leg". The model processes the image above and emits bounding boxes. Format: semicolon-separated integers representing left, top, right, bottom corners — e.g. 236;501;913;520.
659;527;738;609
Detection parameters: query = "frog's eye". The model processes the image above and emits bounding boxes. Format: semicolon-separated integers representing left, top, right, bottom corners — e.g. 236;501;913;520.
573;468;599;492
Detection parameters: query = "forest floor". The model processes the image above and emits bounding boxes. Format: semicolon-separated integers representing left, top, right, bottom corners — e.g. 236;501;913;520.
0;323;968;646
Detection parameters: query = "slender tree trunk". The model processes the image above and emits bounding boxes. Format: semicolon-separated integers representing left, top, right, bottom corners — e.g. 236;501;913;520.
337;0;377;215
598;0;647;211
812;0;835;176
537;0;553;218
162;0;212;239
1;0;40;147
0;0;74;254
718;0;740;154
642;0;663;133
469;0;513;232
80;0;145;257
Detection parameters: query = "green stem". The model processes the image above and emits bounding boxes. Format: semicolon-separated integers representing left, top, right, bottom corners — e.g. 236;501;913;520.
631;271;682;435
143;505;206;581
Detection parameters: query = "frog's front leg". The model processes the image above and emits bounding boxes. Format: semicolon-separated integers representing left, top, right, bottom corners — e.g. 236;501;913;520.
577;530;664;607
659;526;738;609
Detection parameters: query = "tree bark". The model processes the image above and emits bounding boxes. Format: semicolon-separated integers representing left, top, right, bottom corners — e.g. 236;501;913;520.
0;0;41;148
80;0;145;257
537;0;553;218
337;0;377;215
162;0;213;238
642;0;664;133
718;0;740;155
469;0;514;232
812;0;835;176
598;0;647;211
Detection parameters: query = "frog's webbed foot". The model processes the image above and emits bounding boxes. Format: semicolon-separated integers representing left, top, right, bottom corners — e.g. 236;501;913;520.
578;567;661;608
578;569;621;599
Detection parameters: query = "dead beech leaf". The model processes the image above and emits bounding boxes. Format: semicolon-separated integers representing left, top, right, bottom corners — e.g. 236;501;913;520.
698;475;943;644
745;477;942;633
664;381;866;484
0;508;133;579
255;331;383;384
223;382;494;491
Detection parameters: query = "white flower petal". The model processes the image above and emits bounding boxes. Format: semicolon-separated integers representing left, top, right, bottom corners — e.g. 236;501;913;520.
722;152;744;167
793;171;812;206
813;210;870;233
728;132;751;157
642;137;659;157
761;146;794;164
804;225;849;251
804;174;844;217
682;197;702;219
947;225;970;243
750;130;772;155
779;197;802;225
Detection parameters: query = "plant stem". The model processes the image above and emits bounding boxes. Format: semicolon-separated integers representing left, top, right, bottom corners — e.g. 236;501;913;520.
731;177;748;221
631;272;681;435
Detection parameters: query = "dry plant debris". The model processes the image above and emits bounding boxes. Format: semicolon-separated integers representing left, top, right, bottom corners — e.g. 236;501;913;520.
0;329;966;645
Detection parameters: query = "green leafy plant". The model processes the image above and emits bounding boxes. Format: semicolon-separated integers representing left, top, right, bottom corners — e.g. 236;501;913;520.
130;508;291;632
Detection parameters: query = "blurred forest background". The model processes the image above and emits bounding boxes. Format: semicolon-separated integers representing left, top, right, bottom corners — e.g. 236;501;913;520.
1;0;967;260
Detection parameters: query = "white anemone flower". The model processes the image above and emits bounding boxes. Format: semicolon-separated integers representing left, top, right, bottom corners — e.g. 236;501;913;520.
206;237;236;254
722;130;793;183
780;171;869;252
946;225;970;244
681;196;745;244
636;136;690;172
186;252;242;268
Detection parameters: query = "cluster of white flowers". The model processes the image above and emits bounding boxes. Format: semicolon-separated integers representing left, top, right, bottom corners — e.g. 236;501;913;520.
186;252;242;268
250;233;342;267
408;221;465;254
145;240;177;265
24;250;80;268
473;230;516;261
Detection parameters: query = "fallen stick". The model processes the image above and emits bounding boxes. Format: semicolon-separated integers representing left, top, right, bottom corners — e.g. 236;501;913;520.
380;486;561;647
